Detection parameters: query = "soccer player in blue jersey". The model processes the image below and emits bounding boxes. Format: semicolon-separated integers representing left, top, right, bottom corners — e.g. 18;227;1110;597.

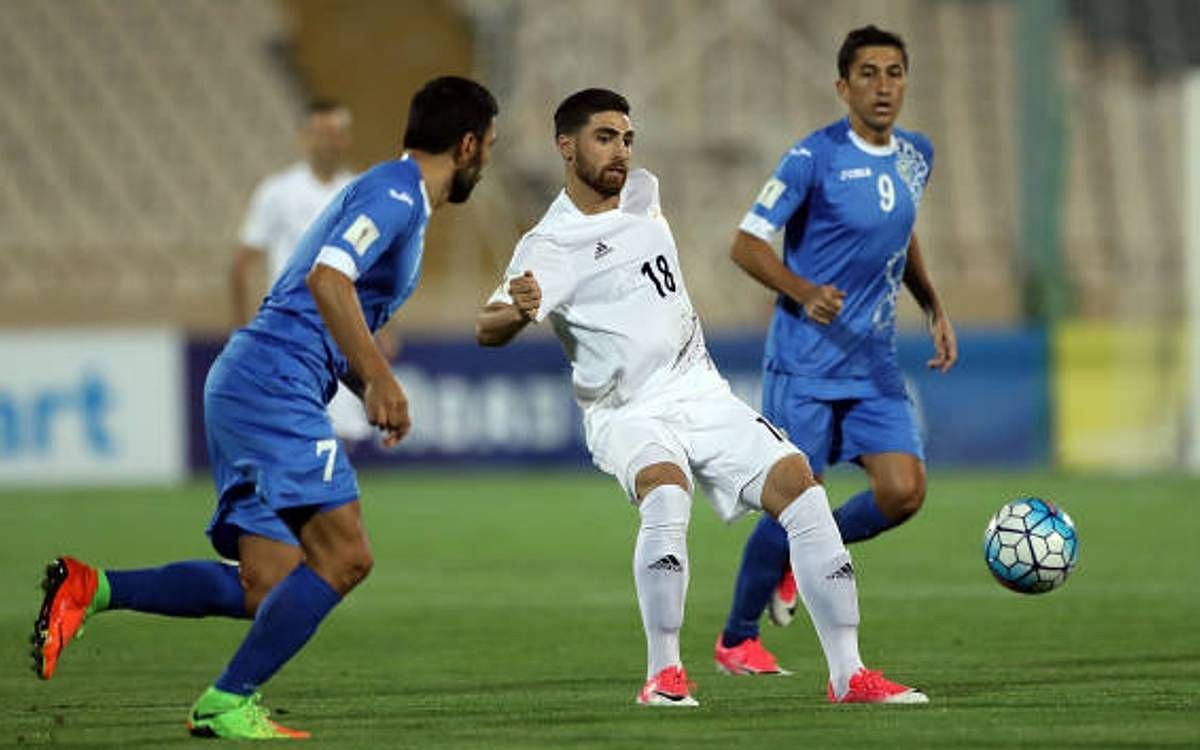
31;76;498;740
713;26;958;676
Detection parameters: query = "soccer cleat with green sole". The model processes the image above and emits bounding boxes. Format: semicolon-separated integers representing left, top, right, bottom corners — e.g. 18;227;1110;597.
187;687;310;740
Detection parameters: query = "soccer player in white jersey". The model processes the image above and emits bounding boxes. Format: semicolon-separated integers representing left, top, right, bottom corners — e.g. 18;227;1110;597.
231;99;376;441
232;100;356;323
475;88;929;707
714;25;957;677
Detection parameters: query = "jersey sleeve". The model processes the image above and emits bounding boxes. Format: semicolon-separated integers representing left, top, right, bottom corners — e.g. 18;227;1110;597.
312;180;417;281
738;140;817;241
487;236;574;323
237;178;275;250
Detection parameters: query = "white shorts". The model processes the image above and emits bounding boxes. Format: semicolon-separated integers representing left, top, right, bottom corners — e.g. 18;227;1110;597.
327;382;373;442
583;369;801;522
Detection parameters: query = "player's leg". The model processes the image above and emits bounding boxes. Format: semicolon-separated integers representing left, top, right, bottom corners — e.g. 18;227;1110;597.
29;535;288;681
189;500;367;740
834;396;926;542
631;461;697;706
758;456;926;703
716;384;833;672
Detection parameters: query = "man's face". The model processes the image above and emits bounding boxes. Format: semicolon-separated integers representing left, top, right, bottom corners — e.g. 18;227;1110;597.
564;111;633;197
836;45;907;134
303;109;352;173
448;120;496;204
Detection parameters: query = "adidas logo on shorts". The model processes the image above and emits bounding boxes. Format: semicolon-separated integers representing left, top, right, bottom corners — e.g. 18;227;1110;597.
594;240;614;260
648;555;683;573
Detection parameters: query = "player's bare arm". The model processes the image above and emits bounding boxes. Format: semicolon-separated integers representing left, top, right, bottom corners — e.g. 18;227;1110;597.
230;244;266;328
902;232;957;372
730;231;845;324
475;270;541;346
307;264;411;445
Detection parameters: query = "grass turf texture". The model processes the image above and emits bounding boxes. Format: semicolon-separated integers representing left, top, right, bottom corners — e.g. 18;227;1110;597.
2;470;1197;748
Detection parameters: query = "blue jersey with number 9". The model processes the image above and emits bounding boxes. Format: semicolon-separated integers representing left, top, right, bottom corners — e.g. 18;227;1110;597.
739;118;933;399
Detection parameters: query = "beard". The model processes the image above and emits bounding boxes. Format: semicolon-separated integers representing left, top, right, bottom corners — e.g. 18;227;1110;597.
448;152;484;204
574;151;627;198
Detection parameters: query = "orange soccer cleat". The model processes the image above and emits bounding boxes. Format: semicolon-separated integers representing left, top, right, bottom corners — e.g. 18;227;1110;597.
31;557;100;680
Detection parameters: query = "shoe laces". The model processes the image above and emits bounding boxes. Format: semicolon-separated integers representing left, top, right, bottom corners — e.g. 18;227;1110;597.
655;666;696;695
852;668;897;694
740;637;770;656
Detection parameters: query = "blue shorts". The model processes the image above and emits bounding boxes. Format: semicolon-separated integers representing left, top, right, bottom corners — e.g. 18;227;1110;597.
203;346;359;560
762;371;923;476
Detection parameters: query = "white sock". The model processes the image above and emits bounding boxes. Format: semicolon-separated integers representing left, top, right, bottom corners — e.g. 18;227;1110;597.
633;484;692;679
777;484;865;697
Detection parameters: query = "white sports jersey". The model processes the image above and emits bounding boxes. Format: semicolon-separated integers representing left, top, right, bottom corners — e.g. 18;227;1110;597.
239;161;355;280
490;169;715;408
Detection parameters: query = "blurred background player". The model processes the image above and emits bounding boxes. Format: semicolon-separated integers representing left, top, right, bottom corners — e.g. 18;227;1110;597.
32;76;498;740
714;25;958;676
231;99;355;327
230;99;379;442
476;88;927;707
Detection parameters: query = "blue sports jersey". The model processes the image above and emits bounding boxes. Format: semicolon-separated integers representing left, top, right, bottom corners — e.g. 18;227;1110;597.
240;155;431;400
740;118;933;399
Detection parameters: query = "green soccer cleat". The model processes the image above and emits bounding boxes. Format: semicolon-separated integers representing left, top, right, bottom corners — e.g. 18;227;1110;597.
187;687;310;740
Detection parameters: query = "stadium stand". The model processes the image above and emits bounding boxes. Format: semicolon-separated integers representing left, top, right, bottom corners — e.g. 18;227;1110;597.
0;0;1192;333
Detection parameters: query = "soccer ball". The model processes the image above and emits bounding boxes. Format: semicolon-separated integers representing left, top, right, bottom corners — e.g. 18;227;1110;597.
983;497;1078;594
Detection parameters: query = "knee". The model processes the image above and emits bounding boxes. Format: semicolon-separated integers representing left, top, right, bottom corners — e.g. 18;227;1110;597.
634;462;689;503
760;454;818;517
337;546;375;592
313;544;374;595
876;470;926;521
239;561;298;615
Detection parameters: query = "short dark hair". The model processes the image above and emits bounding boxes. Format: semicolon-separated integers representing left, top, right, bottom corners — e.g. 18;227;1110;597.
307;98;345;116
553;88;630;137
402;76;498;154
837;25;908;79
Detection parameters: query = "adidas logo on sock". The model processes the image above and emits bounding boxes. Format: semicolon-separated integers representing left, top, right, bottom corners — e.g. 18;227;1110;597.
825;561;855;580
648;555;683;573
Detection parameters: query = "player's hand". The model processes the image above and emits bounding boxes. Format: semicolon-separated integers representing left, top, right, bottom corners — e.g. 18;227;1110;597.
800;284;846;325
927;311;958;372
508;271;541;321
363;374;411;447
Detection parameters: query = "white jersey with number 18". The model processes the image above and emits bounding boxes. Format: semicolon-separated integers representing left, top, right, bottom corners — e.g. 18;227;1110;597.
489;169;715;409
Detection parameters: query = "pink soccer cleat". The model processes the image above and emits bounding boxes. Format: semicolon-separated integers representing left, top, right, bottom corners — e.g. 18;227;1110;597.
714;635;790;675
828;668;929;704
636;665;699;707
767;568;798;627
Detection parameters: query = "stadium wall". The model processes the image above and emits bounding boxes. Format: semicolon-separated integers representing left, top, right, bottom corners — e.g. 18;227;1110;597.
178;330;1050;473
0;329;185;484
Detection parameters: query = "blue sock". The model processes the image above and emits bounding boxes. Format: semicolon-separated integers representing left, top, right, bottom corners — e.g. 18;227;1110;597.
107;561;247;619
722;514;790;647
215;564;341;696
833;489;895;543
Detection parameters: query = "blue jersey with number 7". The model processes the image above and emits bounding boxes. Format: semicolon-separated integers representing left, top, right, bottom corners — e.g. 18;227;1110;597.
739;117;933;399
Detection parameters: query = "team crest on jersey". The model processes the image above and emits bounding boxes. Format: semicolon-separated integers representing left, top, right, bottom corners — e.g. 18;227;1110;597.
594;240;615;260
894;138;930;208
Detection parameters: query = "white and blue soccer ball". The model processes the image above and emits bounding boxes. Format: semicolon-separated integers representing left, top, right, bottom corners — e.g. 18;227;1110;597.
983;497;1078;594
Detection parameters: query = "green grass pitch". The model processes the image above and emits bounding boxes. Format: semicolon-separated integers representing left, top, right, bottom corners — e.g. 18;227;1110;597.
2;470;1197;748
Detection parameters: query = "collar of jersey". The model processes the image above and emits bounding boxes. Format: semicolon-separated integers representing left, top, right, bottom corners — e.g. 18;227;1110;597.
400;152;434;215
557;188;621;219
844;120;897;157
